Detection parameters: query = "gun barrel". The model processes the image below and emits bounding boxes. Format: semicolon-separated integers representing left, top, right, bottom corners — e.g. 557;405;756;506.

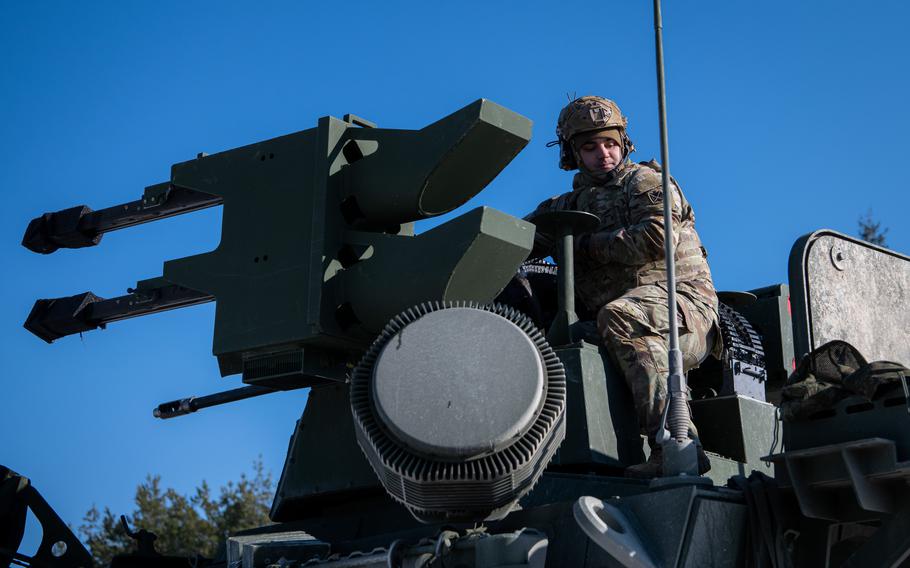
24;283;213;343
22;184;223;254
153;385;276;419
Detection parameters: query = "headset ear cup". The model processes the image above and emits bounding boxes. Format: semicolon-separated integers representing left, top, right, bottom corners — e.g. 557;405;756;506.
624;132;635;155
559;140;577;170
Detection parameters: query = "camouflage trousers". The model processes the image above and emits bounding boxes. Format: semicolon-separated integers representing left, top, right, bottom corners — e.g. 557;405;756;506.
596;284;717;439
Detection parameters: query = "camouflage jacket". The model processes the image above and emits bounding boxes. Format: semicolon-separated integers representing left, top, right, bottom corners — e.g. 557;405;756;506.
531;160;718;317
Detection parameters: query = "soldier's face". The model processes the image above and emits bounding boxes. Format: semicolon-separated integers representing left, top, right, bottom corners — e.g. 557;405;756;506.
576;136;622;173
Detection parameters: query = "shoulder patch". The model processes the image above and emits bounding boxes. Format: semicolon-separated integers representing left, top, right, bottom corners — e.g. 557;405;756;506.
647;188;663;205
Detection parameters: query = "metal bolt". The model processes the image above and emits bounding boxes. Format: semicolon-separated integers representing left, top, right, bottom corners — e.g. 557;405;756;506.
830;246;847;271
51;541;68;557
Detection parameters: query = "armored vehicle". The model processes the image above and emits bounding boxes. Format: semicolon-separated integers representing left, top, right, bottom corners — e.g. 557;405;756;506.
5;97;910;568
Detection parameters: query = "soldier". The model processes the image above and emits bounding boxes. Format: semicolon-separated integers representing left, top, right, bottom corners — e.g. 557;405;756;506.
531;96;720;477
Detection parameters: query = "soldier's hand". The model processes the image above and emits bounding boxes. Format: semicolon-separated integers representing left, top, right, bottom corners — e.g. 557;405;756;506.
575;233;592;259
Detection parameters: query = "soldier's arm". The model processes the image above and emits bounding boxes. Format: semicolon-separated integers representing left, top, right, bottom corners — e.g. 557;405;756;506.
524;196;560;260
585;170;683;265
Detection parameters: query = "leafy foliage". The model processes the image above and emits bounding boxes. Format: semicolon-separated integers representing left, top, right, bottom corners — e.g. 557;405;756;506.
79;459;272;565
858;210;889;247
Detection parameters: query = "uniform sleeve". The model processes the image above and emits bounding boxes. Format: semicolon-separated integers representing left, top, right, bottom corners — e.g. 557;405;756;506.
524;195;562;259
586;169;684;265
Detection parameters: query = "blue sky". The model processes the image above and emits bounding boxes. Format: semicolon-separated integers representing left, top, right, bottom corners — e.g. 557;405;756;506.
3;0;908;555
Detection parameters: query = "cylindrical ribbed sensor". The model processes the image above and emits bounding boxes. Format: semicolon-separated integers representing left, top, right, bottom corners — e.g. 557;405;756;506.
351;302;566;524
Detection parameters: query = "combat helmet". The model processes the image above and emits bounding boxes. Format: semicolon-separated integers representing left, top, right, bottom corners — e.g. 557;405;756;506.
555;96;635;171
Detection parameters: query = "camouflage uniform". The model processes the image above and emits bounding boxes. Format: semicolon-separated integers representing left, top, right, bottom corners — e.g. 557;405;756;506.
532;160;720;438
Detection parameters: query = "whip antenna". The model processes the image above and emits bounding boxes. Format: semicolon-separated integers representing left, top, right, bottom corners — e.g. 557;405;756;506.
653;0;700;477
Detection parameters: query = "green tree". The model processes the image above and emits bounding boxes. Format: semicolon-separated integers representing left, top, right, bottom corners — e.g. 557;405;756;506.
858;209;889;247
79;459;272;565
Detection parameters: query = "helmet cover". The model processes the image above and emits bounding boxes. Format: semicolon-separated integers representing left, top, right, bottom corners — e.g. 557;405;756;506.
555;96;635;171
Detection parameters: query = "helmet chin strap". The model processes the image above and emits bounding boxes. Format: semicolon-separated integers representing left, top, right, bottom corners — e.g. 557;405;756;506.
578;161;624;184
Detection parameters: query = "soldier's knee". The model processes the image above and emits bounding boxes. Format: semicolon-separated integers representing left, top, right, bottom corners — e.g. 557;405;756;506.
597;300;630;339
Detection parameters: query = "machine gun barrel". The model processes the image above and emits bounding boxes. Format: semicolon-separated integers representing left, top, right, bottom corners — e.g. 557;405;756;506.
153;385;276;419
22;183;222;254
24;279;213;343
